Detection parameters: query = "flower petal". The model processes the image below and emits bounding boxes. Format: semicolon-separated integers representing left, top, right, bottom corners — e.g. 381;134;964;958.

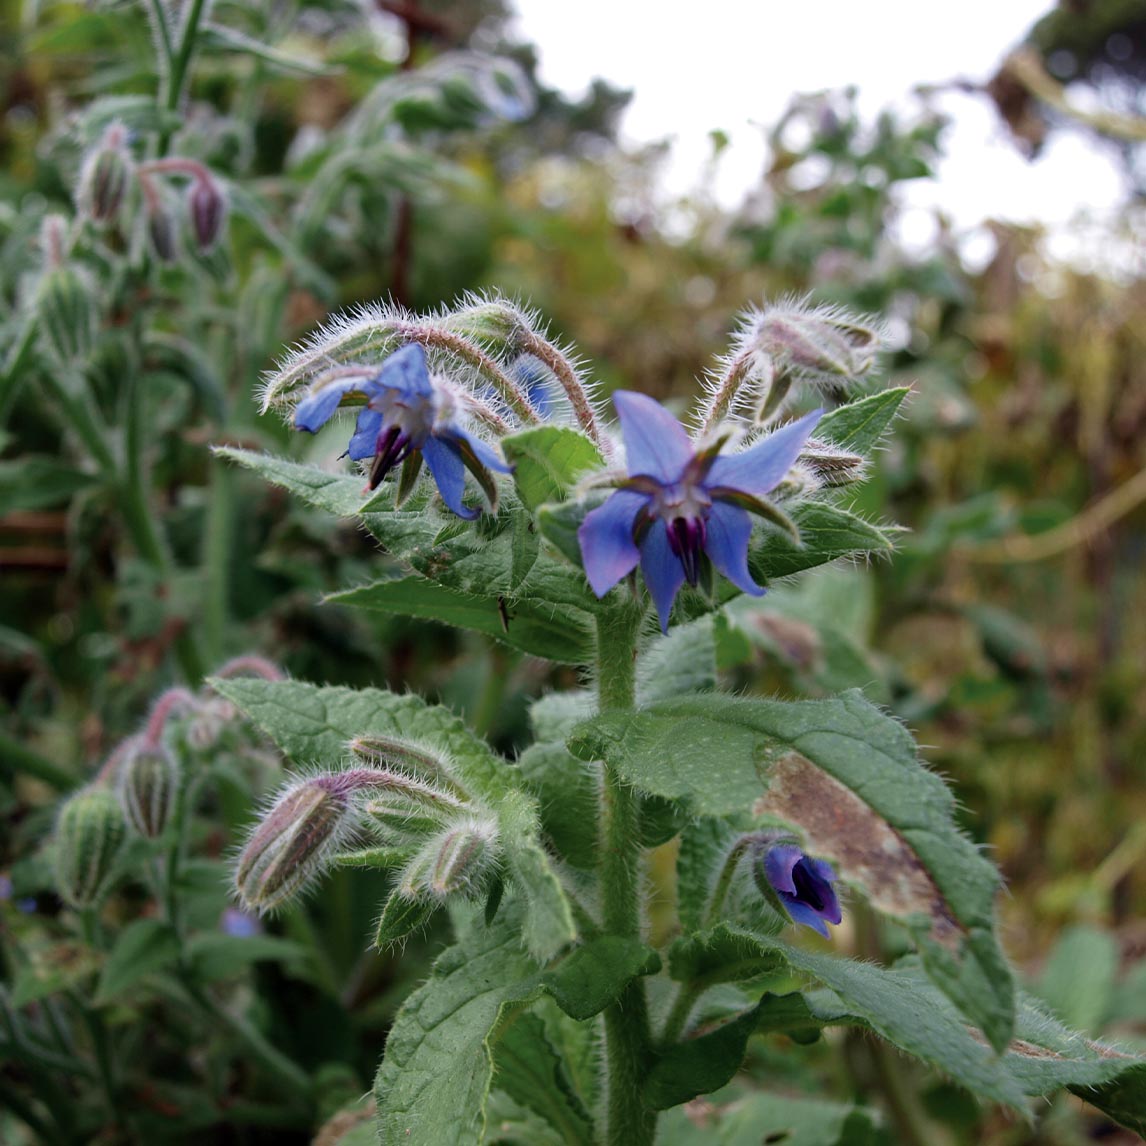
613;390;694;483
705;409;823;497
704;502;763;597
346;408;384;460
784;898;832;938
377;342;433;399
640;518;686;633
448;426;513;473
422;436;477;520
577;490;645;598
763;844;802;896
294;376;376;433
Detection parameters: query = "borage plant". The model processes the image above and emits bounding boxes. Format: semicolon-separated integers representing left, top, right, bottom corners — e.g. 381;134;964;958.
219;295;1146;1145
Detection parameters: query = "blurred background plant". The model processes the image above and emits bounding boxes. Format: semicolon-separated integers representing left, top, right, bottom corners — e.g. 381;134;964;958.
2;0;1145;1142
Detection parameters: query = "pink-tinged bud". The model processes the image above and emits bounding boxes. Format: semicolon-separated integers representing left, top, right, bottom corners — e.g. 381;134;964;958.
798;440;867;487
755;303;881;384
118;741;179;839
34;264;98;365
400;818;500;901
187;175;227;252
54;787;126;909
77;125;134;225
234;776;358;913
348;736;467;797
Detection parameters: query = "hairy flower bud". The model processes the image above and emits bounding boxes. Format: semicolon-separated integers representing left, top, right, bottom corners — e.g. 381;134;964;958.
54;787;126;909
35;264;98;365
756;303;880;383
401;818;499;901
77;124;133;225
187;174;227;251
147;202;179;262
234;776;358;913
348;735;467;797
118;741;179;839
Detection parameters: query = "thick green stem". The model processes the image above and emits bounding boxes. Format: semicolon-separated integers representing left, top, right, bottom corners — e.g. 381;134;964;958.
595;609;656;1146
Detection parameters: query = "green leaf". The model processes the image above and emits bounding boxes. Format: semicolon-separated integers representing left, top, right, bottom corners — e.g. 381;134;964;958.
492;1013;594;1145
219;447;597;664
646;1004;762;1110
374;910;657;1145
328;573;592;664
208;677;514;803
816;387;909;454
499;790;578;960
0;457;99;511
746;502;893;585
667;925;788;988
570;689;1013;1051
186;934;309;983
1037;924;1119;1033
637;615;717;703
658;1091;880;1146
96;920;181;1003
518;742;599;870
374;891;437;949
501;427;603;511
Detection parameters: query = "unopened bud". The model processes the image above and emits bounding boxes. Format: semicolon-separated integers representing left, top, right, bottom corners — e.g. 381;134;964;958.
148;203;178;262
35;264;99;366
118;741;179;838
348;736;466;797
77;124;133;225
440;298;527;353
401;818;499;901
234;776;357;913
363;769;468;837
54;787;126;909
187;175;227;251
798;440;867;487
755;303;881;384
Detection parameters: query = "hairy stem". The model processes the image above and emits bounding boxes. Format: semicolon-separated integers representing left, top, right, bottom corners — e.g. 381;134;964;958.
595;608;656;1146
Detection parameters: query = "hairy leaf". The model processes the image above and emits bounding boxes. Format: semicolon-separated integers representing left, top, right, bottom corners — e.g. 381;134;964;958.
569;689;1013;1050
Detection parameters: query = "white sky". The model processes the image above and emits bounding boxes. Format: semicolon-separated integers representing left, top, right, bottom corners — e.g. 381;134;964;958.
510;0;1130;258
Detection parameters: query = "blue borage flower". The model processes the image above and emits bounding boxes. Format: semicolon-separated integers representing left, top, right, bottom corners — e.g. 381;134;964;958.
577;391;821;631
293;343;511;520
762;844;842;938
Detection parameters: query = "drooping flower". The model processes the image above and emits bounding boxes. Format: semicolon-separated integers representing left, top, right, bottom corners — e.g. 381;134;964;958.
294;342;511;520
577;391;821;631
760;844;842;938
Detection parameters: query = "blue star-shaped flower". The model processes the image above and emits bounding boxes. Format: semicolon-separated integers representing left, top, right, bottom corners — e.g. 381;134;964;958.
293;343;511;520
577;391;821;631
762;844;842;938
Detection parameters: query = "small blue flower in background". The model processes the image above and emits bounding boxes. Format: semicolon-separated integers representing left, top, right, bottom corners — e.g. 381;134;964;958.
220;907;263;938
761;844;841;937
577;391;821;631
294;343;511;520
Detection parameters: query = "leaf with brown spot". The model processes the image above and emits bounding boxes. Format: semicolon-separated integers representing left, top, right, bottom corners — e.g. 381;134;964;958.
569;688;1015;1051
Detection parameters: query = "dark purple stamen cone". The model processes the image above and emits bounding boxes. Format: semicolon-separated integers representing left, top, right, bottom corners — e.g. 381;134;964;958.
667;516;706;587
368;425;412;489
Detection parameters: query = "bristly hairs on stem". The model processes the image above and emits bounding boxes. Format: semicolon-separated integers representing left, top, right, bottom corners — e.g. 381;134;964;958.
259;300;543;426
444;291;609;453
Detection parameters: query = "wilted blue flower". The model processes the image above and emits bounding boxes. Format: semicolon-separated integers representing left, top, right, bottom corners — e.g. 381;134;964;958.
761;844;841;937
577;391;821;631
294;343;511;520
